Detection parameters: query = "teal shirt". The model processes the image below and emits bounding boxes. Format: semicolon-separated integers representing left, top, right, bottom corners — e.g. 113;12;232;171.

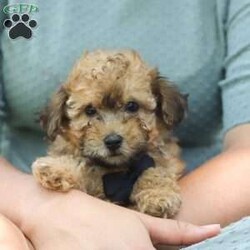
1;0;250;173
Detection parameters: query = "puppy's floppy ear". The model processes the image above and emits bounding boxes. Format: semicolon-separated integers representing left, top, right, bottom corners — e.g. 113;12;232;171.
40;86;68;141
151;71;188;129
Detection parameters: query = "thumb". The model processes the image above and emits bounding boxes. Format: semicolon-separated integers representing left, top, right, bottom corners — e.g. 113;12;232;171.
137;213;220;246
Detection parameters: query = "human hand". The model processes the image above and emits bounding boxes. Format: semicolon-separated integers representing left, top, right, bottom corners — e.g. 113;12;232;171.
21;185;220;250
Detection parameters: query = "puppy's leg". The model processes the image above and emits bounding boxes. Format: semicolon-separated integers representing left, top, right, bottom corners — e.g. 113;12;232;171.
32;155;85;192
130;160;183;218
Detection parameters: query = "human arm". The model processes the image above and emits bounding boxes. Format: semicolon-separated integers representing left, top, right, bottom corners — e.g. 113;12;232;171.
170;124;250;250
160;125;250;250
0;157;220;250
175;129;250;227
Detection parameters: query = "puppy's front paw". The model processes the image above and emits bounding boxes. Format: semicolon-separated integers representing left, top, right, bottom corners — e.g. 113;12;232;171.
32;157;79;192
133;190;181;218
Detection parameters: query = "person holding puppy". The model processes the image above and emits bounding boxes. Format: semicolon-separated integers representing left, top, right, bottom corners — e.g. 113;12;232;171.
1;0;250;249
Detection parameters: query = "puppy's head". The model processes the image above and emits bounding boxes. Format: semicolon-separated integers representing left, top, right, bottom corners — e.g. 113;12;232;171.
41;50;187;166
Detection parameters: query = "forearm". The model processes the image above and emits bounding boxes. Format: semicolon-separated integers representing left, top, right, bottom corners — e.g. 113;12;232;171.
175;148;250;227
0;157;38;229
176;124;250;227
0;157;68;233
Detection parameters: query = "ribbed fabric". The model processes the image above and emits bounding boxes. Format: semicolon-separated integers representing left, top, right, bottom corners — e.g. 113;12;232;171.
183;217;250;250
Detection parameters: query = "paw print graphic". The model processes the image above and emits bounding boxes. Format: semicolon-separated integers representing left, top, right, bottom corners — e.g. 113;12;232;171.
3;14;37;39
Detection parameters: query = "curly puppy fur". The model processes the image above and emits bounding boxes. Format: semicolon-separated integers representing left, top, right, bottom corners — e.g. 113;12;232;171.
32;50;187;218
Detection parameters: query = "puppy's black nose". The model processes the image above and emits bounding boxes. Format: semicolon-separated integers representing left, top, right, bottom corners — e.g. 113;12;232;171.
104;133;123;151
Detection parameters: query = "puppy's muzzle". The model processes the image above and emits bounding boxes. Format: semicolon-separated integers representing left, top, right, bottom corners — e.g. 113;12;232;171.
104;133;123;151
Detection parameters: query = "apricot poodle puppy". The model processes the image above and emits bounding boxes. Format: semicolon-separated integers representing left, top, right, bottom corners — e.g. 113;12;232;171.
32;50;187;218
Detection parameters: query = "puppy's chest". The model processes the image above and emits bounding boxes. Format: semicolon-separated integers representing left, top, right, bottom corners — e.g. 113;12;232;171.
82;154;156;202
82;164;126;199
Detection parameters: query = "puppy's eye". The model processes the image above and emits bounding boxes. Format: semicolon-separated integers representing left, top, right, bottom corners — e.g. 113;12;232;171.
85;105;97;116
125;101;139;113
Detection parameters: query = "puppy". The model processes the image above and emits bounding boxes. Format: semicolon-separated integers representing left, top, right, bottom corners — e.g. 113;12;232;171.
32;50;187;218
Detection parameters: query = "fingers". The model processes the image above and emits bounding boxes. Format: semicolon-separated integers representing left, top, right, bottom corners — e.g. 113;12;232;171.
137;212;220;246
0;214;33;250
